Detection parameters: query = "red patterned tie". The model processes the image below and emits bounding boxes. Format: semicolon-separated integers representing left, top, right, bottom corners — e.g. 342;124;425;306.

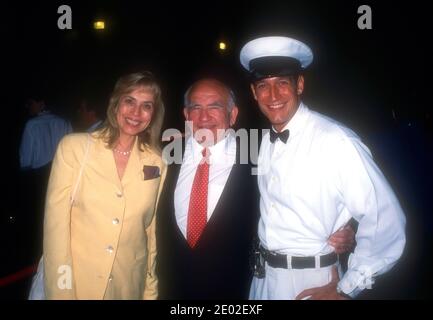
187;148;210;248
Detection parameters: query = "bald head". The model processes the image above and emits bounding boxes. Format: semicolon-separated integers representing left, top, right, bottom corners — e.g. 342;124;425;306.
183;78;239;145
184;79;236;112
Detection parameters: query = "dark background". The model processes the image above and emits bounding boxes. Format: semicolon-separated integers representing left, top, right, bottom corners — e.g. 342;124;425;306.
1;0;431;299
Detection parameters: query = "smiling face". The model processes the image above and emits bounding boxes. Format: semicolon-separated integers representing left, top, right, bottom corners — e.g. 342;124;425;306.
116;86;155;138
183;80;238;145
251;75;304;132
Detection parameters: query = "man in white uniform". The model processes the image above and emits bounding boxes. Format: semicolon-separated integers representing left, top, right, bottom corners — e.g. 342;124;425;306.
240;36;406;299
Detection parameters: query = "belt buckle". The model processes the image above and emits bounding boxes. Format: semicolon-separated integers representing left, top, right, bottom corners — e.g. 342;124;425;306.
286;255;292;269
315;255;320;268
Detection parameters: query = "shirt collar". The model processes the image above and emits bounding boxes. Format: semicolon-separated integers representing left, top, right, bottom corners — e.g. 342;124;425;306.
187;131;236;164
273;101;309;138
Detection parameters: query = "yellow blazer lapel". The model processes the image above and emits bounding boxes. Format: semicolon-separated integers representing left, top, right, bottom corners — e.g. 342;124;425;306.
121;138;142;185
92;136;123;190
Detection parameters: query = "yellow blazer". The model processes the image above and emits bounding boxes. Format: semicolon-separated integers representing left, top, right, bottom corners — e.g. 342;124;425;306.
43;132;166;299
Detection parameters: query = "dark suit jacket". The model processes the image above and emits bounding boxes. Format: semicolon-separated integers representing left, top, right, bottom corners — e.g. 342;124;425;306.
156;139;260;299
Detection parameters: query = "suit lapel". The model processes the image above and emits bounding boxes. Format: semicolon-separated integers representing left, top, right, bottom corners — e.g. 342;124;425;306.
194;138;240;247
200;151;238;236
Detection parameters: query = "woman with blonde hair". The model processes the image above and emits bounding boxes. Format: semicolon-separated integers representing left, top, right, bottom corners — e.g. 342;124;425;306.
43;71;166;299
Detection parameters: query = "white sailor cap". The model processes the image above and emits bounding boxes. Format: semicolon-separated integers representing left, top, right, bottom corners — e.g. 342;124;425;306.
240;36;313;81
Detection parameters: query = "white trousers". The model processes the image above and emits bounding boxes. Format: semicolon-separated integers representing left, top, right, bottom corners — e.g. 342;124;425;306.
249;262;337;300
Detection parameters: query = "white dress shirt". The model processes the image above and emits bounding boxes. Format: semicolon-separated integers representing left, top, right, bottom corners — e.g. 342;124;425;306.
19;111;72;169
174;134;237;238
257;102;406;296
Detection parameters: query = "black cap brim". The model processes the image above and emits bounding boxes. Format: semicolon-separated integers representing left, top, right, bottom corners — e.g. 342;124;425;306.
248;56;302;82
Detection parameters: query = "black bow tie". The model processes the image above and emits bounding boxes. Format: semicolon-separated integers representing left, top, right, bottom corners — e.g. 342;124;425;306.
269;129;290;143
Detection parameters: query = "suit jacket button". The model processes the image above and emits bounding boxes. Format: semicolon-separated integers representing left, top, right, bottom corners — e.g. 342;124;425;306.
112;218;119;225
106;245;114;253
116;191;123;198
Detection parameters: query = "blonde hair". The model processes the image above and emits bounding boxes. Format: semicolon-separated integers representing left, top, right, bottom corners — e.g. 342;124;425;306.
97;71;165;153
